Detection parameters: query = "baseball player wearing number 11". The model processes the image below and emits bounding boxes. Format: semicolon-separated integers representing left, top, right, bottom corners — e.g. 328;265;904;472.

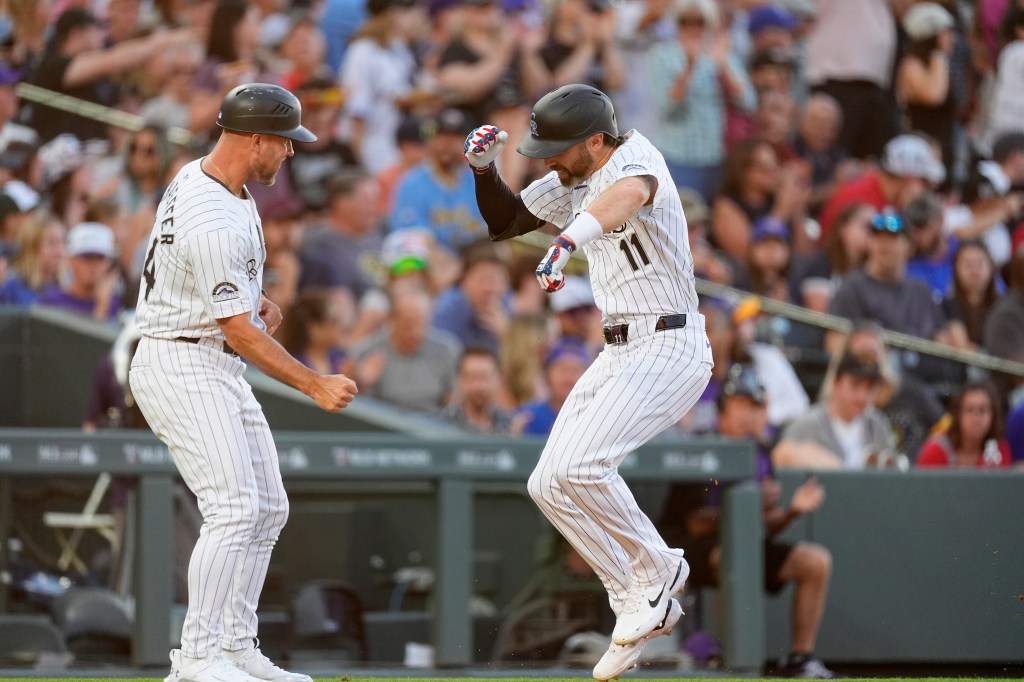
465;83;713;680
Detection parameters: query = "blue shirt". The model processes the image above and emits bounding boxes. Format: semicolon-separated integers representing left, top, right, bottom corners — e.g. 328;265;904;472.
390;163;487;251
0;275;42;305
907;239;957;299
1006;402;1024;463
516;399;559;436
432;287;502;354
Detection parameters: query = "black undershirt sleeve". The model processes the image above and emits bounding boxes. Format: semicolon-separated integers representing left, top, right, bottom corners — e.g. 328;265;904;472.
472;165;545;242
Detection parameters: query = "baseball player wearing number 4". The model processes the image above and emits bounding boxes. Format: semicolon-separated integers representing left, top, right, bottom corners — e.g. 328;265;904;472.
130;84;358;682
465;83;713;680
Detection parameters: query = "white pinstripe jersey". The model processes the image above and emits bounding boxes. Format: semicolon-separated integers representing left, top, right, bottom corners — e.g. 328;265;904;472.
521;130;698;324
134;158;266;339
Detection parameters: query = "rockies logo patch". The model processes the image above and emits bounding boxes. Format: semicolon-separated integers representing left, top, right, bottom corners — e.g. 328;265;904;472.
211;281;240;303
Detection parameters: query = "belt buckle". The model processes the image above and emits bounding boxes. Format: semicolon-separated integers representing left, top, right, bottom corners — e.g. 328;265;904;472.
603;324;628;345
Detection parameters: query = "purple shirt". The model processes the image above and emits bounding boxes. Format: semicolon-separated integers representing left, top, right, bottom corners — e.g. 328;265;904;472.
37;286;121;320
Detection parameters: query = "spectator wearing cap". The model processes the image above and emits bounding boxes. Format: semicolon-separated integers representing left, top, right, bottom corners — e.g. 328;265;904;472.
905;191;956;299
773;353;899;470
37;221;122;321
390;108;489;252
896;2;958;186
0;211;65;306
818;133;943;240
805;0;900;160
0;61;37;152
658;362;837;680
339;0;427;174
24;7;193;143
649;0;756;202
548;274;603;353
514;340;592;436
299;168;385;304
432;242;511;355
286;77;359;213
711;138;810;264
737;215;791;300
747;4;798;55
443;346;516;433
958;131;1024;270
828;208;956;349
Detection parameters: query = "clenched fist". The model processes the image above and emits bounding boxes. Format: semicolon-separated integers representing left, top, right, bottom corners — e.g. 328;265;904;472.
535;235;576;292
308;374;358;413
464;125;508;169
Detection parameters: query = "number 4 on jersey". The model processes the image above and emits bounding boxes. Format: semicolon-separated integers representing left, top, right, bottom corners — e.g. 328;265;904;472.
619;232;651;271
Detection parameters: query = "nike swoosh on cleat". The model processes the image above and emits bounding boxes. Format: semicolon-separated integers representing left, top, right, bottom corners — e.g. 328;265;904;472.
646;584;665;609
647;561;683;608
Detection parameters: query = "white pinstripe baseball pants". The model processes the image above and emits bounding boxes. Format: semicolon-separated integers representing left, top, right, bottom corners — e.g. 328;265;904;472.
130;337;289;658
527;315;713;613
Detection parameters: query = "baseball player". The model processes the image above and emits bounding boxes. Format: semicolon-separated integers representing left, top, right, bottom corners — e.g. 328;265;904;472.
464;84;713;680
130;84;357;682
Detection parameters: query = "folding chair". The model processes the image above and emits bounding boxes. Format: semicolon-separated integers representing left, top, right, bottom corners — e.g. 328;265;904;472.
42;472;118;572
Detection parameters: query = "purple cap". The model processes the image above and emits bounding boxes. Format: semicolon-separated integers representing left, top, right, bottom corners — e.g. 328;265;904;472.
544;340;592;368
751;216;789;242
747;4;798;34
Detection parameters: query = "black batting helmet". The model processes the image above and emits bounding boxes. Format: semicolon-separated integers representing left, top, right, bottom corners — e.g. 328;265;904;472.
517;84;618;159
217;83;317;143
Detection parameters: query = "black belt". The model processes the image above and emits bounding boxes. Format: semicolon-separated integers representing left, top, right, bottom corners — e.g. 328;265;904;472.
603;314;687;345
175;336;238;357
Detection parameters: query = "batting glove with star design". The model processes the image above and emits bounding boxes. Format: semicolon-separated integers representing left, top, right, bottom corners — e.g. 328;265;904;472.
535;236;576;292
464;125;508;170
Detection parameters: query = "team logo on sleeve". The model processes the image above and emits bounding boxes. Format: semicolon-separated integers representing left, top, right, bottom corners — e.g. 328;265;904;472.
211;281;241;303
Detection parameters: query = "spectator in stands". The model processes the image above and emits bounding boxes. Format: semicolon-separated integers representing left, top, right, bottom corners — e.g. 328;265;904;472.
736;215;792;300
339;0;428;174
773;353;899;470
37;221;122;322
507;251;549;317
515;340;592;437
748;47;797;96
92;126;171;224
753;89;798;163
805;0;899;160
499;313;550;407
943;240;999;349
792;93;855;217
1006;392;1024;464
711;138;810;265
278;290;351;375
443;346;515;433
299;168;384;303
0;62;37;151
377;115;428;217
346;284;462;414
548;274;603;354
818;134;943;240
190;0;266;139
0;211;64;305
533;0;627;94
23;7;193;143
676;298;736;435
983;248;1024;376
959;130;1024;271
288;77;359;213
896;3;957;185
0;191;30;261
789;202;873;296
828;209;958;347
835;320;946;460
432;242;511;355
37;133;95;229
746;4;798;56
390;108;489;253
648;0;755;201
905;191;955;298
659;363;837;680
917;380;1012;468
680;187;733;285
136;41;203;132
982;7;1024;156
277;15;331;92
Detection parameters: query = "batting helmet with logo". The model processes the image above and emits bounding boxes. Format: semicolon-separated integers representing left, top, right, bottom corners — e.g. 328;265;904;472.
217;83;317;143
516;84;618;159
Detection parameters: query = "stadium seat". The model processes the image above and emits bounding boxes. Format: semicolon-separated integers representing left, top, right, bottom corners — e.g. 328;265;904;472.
50;586;132;662
0;614;69;667
288;580;369;664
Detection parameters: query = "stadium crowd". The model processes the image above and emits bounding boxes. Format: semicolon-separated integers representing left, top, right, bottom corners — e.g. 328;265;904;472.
1;0;1023;470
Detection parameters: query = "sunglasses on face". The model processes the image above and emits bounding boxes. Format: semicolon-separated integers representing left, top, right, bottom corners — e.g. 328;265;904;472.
870;212;904;234
678;16;705;27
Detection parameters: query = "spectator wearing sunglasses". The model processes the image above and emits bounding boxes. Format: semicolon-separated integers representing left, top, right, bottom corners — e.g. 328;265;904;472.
827;208;965;352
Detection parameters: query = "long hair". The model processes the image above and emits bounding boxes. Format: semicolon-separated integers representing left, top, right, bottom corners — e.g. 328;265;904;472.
824;202;868;275
278;291;332;355
206;0;251;62
12;210;63;291
947;380;1003;451
499;313;550;405
951;240;998;344
718;138;770;199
